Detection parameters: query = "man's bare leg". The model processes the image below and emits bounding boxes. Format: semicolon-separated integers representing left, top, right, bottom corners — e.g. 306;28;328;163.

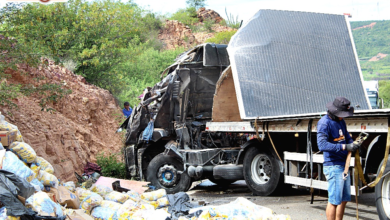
335;202;347;220
326;202;337;220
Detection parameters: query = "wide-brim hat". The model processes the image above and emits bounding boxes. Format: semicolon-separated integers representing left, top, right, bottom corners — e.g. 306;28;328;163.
326;96;354;118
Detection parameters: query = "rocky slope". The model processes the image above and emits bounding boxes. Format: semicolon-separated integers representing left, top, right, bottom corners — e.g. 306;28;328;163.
158;8;235;50
2;60;123;182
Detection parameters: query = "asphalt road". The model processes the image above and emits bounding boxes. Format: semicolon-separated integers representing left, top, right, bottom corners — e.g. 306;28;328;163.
187;180;379;220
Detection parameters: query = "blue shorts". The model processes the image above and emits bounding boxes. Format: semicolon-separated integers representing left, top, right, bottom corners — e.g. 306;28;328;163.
323;165;351;205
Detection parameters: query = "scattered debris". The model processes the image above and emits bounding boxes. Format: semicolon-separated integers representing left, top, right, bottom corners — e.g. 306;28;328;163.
0;114;291;220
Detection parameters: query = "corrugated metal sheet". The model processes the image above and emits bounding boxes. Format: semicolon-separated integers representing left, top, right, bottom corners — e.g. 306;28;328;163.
228;10;370;119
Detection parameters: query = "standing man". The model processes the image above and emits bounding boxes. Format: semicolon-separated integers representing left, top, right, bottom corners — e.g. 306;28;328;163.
317;97;360;220
123;102;132;118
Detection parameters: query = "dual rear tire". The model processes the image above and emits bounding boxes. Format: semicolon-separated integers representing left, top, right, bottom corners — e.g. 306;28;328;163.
243;147;282;196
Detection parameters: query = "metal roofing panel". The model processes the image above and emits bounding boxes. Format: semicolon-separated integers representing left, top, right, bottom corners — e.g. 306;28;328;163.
227;10;370;119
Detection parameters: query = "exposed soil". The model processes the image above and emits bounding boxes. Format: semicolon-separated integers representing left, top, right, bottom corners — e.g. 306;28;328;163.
353;22;376;30
2;59;123;182
368;52;388;61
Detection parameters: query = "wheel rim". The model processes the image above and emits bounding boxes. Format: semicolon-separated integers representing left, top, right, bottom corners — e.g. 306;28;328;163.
382;173;390;218
157;164;178;187
251;154;272;184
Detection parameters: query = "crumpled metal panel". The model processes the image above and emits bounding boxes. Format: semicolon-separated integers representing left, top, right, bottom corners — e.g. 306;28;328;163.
228;10;370;119
204;44;230;67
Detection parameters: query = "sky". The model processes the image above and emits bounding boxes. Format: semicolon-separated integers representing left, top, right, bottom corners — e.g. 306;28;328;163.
1;0;389;22
135;0;390;22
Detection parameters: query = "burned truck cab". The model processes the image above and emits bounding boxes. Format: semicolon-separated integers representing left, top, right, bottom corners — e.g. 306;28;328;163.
121;43;233;193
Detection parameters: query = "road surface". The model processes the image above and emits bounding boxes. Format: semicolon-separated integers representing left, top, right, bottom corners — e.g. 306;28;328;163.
187;180;379;220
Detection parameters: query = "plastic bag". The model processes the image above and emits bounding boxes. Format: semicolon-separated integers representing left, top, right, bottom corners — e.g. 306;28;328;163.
9;142;37;163
0;142;4;150
190;197;290;220
126;190;140;202
91;207;117;220
0;207;20;220
36;156;54;174
128;209;169;220
100;200;122;211
90;184;113;196
140;200;158;209
80;192;103;214
104;191;130;204
0;115;23;142
156;197;169;208
12;129;23;142
76;188;93;201
37;170;59;188
115;199;138;220
63;209;75;216
26;191;64;218
140;189;166;201
30;178;44;191
139;203;155;210
63;181;76;192
2;151;35;182
30;164;41;179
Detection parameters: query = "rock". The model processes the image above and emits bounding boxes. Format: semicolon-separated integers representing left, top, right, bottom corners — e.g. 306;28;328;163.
197;7;224;23
158;20;199;50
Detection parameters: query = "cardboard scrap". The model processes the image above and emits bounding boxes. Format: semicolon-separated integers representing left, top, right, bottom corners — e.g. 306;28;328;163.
58;186;80;209
94;176;149;194
44;187;59;203
0;130;17;147
68;209;94;220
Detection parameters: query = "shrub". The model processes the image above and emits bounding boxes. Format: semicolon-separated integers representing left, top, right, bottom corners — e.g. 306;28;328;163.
224;7;241;29
205;30;237;44
170;7;198;26
96;153;126;179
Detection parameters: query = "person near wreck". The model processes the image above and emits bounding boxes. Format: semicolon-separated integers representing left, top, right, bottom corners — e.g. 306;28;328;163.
122;102;132;118
317;97;360;220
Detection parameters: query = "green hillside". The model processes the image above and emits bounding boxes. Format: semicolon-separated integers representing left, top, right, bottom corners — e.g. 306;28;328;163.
351;20;390;80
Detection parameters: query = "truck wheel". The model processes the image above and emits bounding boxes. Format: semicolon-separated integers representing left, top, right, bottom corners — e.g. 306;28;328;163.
243;147;281;196
146;154;192;194
375;158;390;220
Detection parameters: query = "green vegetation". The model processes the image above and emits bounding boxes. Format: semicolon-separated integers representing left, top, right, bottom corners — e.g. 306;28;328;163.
205;30;237;44
222;7;241;29
0;0;185;108
170;7;199;26
351;20;390;80
96;153;126;179
351;20;390;107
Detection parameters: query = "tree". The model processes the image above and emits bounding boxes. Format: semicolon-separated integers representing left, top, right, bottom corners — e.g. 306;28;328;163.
186;0;206;10
2;0;150;95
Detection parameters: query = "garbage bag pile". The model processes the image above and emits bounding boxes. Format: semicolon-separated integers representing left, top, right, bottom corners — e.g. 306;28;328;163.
0;114;292;220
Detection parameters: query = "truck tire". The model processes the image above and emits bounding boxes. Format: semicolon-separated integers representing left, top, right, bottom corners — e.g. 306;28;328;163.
375;158;390;220
243;147;281;196
147;154;192;194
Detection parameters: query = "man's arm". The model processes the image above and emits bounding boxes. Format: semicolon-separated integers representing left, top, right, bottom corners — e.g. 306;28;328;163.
317;123;343;152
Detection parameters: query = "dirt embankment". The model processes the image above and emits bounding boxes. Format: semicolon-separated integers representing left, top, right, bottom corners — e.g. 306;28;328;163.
2;60;123;182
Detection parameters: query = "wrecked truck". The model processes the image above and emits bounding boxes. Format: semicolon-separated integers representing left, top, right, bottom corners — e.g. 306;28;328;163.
120;10;390;220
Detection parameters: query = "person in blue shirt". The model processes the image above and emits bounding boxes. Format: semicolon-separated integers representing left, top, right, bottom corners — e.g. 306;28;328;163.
122;102;132;118
317;97;360;220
